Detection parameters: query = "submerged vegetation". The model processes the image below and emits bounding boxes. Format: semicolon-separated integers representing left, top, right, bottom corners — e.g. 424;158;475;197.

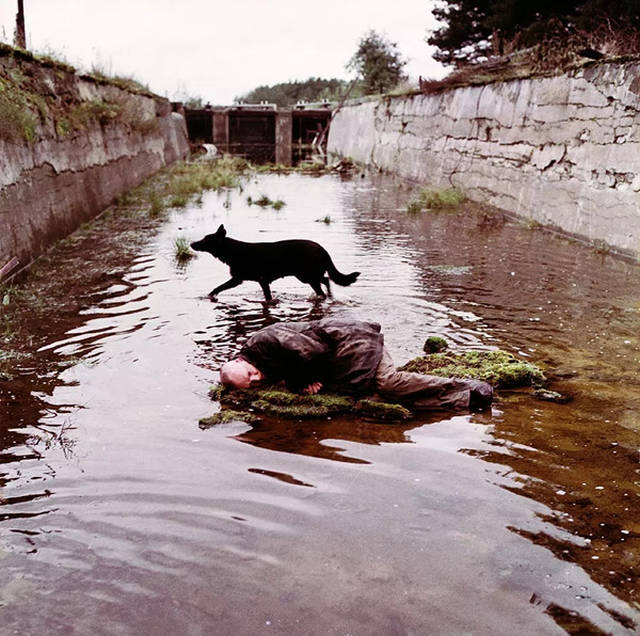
247;194;287;210
406;187;466;214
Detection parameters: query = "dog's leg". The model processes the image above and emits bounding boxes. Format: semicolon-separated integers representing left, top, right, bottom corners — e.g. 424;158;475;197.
209;277;243;298
309;281;327;298
258;281;273;302
322;276;332;297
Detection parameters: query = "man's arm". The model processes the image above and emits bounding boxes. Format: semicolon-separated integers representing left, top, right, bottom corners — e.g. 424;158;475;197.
240;325;330;392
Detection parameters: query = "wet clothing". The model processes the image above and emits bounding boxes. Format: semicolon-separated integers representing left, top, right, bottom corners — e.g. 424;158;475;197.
239;317;493;410
240;318;384;395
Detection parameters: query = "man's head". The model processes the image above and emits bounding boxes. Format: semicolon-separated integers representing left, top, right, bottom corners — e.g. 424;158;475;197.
219;357;264;389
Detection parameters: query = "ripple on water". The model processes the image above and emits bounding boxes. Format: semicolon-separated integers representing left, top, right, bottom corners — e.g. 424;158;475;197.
2;171;640;633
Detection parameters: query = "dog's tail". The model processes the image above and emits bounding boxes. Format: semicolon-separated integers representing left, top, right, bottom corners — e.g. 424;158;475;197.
326;258;360;287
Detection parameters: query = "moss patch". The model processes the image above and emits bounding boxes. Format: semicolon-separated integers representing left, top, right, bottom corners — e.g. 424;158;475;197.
208;385;413;422
424;336;449;353
355;399;412;421
199;410;261;428
400;349;545;388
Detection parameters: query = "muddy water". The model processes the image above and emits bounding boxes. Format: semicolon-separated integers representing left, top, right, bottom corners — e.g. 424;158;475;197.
1;171;639;634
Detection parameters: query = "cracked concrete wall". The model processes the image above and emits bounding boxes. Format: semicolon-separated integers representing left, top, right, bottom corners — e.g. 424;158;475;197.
0;58;189;277
327;60;640;258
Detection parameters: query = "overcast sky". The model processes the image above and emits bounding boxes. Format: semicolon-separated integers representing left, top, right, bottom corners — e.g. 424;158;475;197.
0;0;446;104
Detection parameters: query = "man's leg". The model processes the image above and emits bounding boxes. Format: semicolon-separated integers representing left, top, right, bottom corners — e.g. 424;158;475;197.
374;347;493;410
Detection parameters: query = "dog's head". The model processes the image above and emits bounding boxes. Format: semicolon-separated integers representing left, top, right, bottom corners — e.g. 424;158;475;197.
190;224;226;255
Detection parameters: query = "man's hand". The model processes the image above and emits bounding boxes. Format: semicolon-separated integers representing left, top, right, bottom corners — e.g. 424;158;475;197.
303;381;323;395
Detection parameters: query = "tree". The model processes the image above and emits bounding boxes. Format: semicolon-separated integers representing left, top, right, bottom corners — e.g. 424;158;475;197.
235;77;356;107
346;30;407;95
427;0;640;67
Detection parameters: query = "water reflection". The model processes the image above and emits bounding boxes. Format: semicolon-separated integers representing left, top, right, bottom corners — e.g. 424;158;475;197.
230;415;423;464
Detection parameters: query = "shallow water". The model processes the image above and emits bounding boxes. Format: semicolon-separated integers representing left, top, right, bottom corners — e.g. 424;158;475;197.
1;171;639;634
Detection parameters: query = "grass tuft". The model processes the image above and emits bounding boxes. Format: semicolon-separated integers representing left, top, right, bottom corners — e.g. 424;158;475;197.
407;187;466;214
174;237;194;262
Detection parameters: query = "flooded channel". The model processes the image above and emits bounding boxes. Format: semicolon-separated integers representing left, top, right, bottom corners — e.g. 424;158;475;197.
1;170;639;634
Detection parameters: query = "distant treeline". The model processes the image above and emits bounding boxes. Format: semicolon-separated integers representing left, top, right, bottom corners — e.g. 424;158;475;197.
234;77;362;107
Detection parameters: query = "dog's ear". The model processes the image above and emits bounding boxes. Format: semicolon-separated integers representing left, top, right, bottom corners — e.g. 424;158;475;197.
216;224;226;237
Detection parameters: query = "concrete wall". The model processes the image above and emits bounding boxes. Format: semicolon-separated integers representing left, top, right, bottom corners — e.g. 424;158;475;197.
0;53;189;278
327;60;640;258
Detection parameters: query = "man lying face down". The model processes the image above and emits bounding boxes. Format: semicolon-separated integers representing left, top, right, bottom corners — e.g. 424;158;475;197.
219;317;493;411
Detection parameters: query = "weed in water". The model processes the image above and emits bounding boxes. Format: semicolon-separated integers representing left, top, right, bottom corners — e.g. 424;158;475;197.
316;215;332;224
174;237;194;262
418;187;466;209
406;187;466;213
272;199;286;210
407;200;422;214
254;195;273;207
168;194;189;208
148;191;165;218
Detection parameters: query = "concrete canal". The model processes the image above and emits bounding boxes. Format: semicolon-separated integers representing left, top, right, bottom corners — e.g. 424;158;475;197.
1;168;639;634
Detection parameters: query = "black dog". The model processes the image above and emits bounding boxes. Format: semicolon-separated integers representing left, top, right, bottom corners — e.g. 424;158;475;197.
190;224;360;301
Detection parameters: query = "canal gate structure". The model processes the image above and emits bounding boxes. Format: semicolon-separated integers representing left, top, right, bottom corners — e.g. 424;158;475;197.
177;102;333;164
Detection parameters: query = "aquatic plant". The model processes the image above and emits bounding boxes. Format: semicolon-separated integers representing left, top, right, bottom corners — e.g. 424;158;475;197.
254;194;273;207
400;349;546;388
316;215;332;224
173;237;194;262
407;187;466;214
168;194;189;208
420;187;466;209
272;199;286;210
148;191;165;217
406;200;422;214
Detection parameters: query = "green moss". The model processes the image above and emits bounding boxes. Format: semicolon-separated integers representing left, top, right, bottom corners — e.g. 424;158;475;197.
199;410;261;428
208;384;413;421
400;349;546;388
424;336;448;353
251;400;332;418
355;399;412;420
55;117;72;137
